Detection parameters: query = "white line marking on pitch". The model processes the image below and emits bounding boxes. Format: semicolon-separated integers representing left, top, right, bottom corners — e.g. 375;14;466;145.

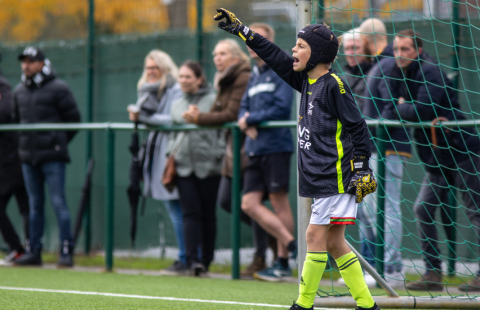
0;286;292;308
0;286;350;309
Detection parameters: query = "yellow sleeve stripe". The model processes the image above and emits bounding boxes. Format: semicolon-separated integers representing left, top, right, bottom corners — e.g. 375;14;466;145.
238;33;246;41
336;120;345;193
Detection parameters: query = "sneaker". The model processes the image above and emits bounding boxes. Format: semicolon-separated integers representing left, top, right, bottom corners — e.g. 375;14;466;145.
458;276;480;292
254;261;292;282
13;250;42;266
57;240;74;268
4;250;25;262
356;302;381;310
385;271;405;289
160;261;188;276
289;301;313;310
241;256;266;277
406;270;444;291
190;262;206;277
1;250;24;266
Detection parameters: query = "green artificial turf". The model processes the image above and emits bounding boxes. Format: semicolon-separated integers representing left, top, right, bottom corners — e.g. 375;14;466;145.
0;267;298;309
0;262;474;309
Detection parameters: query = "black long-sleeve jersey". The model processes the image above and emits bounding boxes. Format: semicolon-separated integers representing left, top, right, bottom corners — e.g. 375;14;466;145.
247;34;371;198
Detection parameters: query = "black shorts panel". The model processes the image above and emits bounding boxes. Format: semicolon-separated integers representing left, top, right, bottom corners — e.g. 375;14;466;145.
243;152;291;195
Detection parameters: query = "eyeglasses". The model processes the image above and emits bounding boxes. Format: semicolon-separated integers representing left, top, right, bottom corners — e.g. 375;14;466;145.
145;66;160;71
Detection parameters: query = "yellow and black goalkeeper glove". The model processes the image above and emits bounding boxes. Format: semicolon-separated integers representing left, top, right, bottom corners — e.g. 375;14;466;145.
346;156;377;203
213;8;255;42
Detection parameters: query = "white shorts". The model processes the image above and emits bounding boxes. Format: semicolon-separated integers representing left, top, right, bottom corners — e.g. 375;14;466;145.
310;193;358;225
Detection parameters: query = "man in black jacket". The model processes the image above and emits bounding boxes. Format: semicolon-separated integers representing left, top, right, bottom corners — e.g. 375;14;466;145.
384;30;480;292
12;47;81;267
0;50;30;264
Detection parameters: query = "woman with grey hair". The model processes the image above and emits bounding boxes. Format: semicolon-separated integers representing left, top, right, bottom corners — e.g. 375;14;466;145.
127;49;186;275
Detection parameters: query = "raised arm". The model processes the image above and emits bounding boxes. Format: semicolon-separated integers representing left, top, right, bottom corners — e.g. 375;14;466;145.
213;8;304;92
246;35;304;92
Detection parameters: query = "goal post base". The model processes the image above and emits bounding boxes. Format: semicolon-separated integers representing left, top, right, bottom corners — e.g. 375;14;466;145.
314;296;480;309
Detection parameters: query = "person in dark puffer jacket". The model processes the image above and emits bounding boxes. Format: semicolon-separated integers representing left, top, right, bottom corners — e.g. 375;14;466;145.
0;51;30;264
382;30;480;292
12;47;80;268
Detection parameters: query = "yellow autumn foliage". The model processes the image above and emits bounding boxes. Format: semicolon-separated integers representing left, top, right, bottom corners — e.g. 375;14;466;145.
0;0;423;42
0;0;221;42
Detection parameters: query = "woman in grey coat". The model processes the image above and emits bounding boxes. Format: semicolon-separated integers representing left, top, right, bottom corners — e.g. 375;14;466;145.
168;61;225;275
127;50;186;274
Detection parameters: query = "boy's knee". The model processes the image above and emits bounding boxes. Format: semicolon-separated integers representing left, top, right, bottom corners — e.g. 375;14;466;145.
241;199;254;215
305;229;317;245
326;238;338;253
305;225;325;247
241;195;259;215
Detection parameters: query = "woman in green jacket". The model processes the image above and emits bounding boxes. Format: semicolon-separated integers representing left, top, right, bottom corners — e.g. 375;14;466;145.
168;61;225;275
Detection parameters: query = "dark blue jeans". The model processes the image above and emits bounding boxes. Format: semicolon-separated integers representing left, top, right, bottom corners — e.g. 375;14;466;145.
22;162;72;252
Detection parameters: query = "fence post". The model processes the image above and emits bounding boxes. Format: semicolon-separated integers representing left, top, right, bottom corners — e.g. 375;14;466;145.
105;128;115;271
231;125;241;279
448;193;457;275
375;124;387;279
84;0;95;256
446;0;460;276
296;0;312;282
196;0;203;64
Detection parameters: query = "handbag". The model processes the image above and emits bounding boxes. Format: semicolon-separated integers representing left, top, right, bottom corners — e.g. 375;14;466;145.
162;132;186;193
162;94;203;192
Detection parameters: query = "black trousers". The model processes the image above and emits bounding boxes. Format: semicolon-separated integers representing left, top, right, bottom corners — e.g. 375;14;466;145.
217;176;269;258
177;174;221;269
0;187;29;252
415;155;480;271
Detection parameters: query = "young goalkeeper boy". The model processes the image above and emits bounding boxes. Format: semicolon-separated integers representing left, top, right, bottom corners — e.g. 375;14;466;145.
214;8;379;310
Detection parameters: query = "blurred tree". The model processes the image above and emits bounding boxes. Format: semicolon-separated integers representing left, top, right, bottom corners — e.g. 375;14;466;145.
0;0;280;43
0;0;171;42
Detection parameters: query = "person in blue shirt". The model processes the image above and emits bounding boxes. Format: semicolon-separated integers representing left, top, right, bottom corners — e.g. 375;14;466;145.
237;23;295;282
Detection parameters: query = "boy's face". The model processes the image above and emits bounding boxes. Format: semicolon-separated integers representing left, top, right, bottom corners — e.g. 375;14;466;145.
292;38;311;72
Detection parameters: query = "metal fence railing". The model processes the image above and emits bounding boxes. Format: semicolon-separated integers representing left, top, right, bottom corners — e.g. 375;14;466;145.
1;119;479;282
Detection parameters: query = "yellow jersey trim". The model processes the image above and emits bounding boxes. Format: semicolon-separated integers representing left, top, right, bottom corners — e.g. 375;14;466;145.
308;78;317;85
336;120;345;193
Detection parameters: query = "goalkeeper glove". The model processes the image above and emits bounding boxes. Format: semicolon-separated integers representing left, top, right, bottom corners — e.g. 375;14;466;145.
346;156;377;203
213;8;255;42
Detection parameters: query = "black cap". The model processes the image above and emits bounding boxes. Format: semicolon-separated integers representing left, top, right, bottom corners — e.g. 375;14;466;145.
18;47;45;62
298;24;339;72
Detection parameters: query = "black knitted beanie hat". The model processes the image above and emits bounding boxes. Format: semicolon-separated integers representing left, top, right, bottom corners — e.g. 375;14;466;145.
297;24;339;72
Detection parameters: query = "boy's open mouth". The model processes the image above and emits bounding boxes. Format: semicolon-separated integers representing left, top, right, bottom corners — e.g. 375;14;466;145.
293;57;299;65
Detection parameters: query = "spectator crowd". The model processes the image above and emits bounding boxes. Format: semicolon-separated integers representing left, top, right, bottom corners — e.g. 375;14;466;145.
1;19;480;292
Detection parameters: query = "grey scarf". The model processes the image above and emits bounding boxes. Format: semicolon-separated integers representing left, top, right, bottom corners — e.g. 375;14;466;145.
135;74;176;116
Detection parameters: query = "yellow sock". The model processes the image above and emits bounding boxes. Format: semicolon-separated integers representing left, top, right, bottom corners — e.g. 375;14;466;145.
296;252;328;308
336;252;375;309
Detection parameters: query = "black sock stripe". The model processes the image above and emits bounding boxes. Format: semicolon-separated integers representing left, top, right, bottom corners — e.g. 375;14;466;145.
338;257;357;269
307;251;327;254
339;259;358;270
311;260;327;263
